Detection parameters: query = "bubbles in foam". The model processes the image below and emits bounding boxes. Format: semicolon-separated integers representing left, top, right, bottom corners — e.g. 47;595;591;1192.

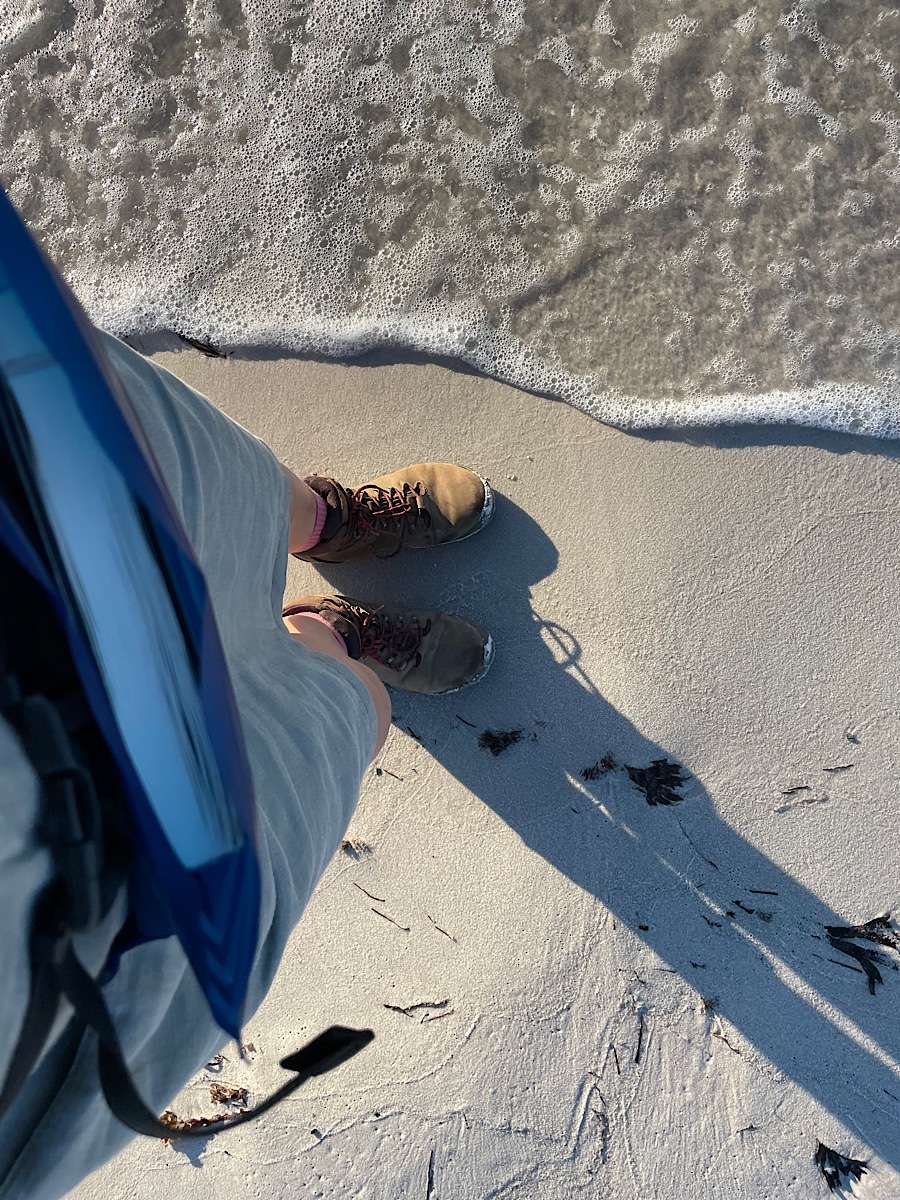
0;0;898;435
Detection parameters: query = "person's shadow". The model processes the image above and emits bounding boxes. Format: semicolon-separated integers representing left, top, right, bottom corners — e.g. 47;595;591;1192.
314;465;900;1174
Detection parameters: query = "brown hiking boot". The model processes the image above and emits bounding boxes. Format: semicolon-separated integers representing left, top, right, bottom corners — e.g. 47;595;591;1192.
283;595;494;695
294;463;494;563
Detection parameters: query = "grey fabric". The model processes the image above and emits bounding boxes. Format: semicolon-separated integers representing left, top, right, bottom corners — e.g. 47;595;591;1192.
0;332;377;1199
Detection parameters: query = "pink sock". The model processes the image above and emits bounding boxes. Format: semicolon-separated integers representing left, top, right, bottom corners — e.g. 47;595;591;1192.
292;612;347;654
296;491;327;552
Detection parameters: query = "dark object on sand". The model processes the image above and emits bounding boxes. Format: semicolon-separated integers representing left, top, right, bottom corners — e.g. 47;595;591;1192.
814;1141;868;1192
479;728;523;755
825;913;899;995
826;913;900;952
341;838;373;860
179;333;226;357
160;1109;233;1136
209;1082;249;1107
582;754;616;781
625;759;688;806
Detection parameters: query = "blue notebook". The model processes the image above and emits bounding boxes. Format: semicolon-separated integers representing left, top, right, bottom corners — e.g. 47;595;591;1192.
0;187;260;1039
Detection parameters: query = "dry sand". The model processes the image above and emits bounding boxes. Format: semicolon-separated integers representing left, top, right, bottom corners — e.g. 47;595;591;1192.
72;349;900;1200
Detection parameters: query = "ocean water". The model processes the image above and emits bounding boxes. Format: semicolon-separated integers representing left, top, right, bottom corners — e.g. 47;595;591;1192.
1;0;898;434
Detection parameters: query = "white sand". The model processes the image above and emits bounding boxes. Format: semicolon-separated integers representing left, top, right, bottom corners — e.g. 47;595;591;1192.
72;349;900;1200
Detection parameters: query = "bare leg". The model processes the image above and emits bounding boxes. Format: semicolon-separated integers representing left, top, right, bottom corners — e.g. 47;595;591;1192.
284;612;391;760
281;465;321;554
281;463;391;756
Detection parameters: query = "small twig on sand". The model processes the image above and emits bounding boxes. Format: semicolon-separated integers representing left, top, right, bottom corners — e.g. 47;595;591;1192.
384;998;450;1017
422;1010;454;1024
426;1146;436;1198
375;766;404;781
612;1046;621;1075
675;816;719;869
712;1026;742;1055
353;881;386;904
371;908;410;932
427;913;458;943
634;1013;645;1065
748;889;779;896
455;715;477;728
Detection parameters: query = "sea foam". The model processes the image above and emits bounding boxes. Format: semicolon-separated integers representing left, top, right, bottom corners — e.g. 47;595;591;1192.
1;0;898;434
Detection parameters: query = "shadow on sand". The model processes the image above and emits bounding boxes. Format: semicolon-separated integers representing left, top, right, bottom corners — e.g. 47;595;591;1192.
314;438;900;1174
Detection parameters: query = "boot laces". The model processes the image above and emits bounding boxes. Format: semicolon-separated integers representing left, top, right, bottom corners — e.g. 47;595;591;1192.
335;599;431;672
348;482;431;557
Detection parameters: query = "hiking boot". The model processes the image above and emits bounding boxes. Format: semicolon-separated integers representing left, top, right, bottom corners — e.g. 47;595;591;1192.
294;463;494;563
283;594;494;695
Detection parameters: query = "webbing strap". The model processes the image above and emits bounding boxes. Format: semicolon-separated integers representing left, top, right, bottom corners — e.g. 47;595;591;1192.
54;941;373;1139
0;934;65;1120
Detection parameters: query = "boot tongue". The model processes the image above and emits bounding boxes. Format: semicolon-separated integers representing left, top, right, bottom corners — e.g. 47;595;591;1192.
304;476;350;544
325;611;362;660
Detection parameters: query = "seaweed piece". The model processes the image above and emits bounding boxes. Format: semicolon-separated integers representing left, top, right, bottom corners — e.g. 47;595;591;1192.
179;333;226;357
209;1082;249;1107
384;998;450;1018
825;914;899;995
825;914;899;952
581;753;616;781
625;758;688;806
160;1109;232;1136
814;1141;868;1192
827;937;887;995
478;728;523;755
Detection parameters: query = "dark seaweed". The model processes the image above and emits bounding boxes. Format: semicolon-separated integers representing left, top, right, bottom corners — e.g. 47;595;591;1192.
814;1141;868;1192
478;728;523;755
825;914;899;995
825;914;899;952
179;333;226;357
581;753;617;781
625;758;688;806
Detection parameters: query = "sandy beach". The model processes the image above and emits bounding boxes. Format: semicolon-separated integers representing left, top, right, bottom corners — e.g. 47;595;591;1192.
65;345;900;1200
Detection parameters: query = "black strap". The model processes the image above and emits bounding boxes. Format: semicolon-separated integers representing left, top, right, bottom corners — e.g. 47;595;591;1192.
0;543;375;1139
54;941;373;1139
0;932;65;1120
